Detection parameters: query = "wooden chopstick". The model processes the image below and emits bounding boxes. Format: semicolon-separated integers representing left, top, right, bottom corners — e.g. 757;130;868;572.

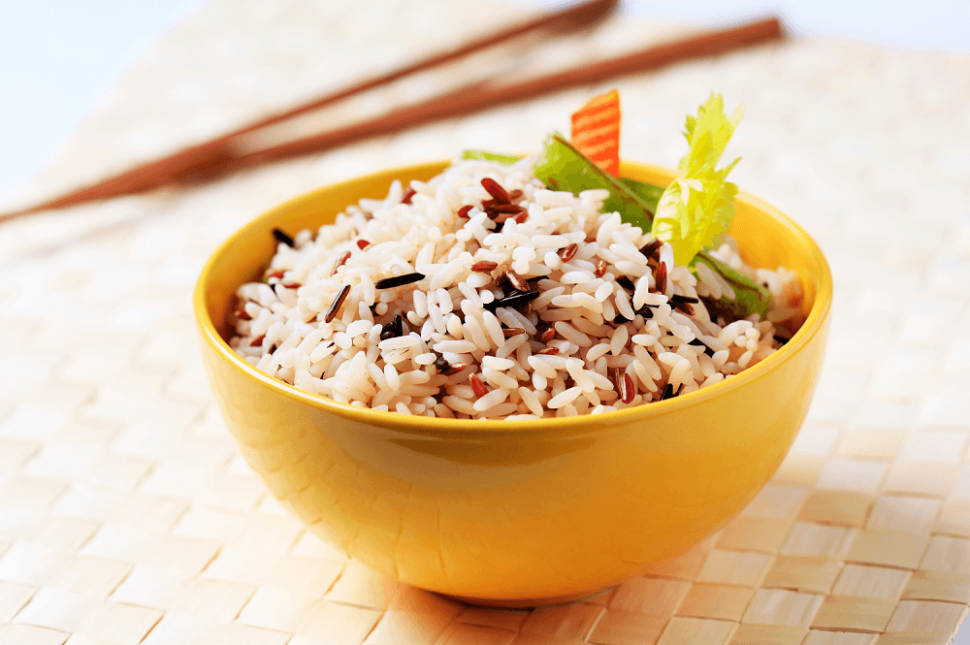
1;12;784;224
0;0;618;223
208;16;784;177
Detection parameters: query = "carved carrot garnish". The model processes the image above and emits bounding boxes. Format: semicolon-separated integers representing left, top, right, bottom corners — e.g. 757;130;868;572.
570;89;621;177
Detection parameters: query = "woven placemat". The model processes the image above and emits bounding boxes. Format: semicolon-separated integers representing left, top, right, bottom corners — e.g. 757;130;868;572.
2;1;969;644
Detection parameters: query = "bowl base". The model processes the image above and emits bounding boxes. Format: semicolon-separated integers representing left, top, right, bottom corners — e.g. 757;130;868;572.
442;588;605;609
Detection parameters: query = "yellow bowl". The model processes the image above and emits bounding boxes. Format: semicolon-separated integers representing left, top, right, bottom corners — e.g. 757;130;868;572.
194;160;832;606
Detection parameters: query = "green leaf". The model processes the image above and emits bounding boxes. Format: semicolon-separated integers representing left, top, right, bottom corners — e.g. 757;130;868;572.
533;133;654;231
461;150;521;165
620;178;664;214
695;251;771;321
651;94;744;266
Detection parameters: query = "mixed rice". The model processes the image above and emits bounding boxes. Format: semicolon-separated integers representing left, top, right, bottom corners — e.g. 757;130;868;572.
229;156;804;420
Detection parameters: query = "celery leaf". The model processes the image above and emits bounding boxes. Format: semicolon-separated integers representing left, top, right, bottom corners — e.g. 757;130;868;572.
651;94;744;266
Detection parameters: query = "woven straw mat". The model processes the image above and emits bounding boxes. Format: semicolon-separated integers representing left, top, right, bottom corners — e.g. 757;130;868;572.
2;0;969;643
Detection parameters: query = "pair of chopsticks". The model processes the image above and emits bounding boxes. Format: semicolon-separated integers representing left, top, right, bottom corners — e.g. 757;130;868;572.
0;1;784;224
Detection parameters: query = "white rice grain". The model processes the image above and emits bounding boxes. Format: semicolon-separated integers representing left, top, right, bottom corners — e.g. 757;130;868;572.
610;325;629;355
548;386;582;409
555;321;593;347
527;356;558;379
474;388;510;412
483;356;514;371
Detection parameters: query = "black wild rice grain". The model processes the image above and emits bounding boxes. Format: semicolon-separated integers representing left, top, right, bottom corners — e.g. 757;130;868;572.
380;314;403;341
672;301;695;316
483;290;540;312
689;338;716;357
671;294;699;304
272;228;294;247
639;238;662;259
433;356;450;373
659;383;675;401
617;276;636;291
324;284;351;323
374;273;425;289
774;335;790;345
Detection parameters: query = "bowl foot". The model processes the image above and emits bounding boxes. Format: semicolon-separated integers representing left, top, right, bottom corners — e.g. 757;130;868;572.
442;588;605;609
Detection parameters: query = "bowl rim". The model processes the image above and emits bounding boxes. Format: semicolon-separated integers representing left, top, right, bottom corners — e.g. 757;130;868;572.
193;159;832;434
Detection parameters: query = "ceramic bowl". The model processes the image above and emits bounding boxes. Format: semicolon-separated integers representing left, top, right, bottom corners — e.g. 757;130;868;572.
194;160;832;606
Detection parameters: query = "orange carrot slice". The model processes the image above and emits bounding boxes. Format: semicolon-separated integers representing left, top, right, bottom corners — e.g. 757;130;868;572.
571;89;621;177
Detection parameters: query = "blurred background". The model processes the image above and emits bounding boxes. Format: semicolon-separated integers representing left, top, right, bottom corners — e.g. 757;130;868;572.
1;0;968;204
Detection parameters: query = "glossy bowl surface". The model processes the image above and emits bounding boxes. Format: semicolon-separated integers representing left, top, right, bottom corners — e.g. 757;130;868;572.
194;160;832;606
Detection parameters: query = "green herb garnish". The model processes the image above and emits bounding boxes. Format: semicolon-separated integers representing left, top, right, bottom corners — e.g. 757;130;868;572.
652;94;743;267
461;150;521;165
694;252;771;320
464;95;772;320
533;133;654;231
620;178;664;214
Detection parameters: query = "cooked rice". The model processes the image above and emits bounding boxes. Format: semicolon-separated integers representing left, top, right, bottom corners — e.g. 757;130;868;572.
229;156;805;420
